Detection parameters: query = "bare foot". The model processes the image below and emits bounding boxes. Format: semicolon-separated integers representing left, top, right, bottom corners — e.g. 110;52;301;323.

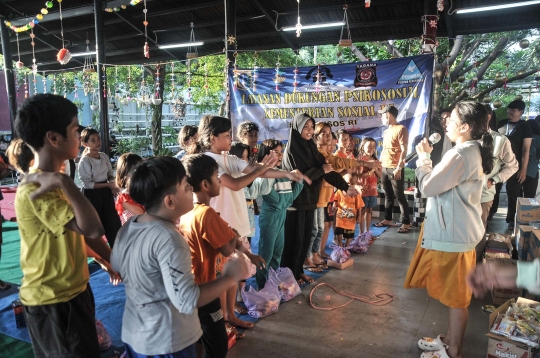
320;251;330;259
229;315;254;329
299;273;314;283
304;257;315;267
234;302;247;315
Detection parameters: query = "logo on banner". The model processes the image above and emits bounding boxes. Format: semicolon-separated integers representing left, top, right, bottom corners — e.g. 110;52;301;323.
397;60;424;84
354;63;378;87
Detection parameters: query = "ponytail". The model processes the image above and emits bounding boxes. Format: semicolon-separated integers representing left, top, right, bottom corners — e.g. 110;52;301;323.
479;131;494;174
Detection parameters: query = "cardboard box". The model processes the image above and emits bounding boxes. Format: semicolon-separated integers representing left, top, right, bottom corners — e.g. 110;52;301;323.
517;226;536;261
516;198;540;226
529;230;540;261
327;258;354;270
491;288;523;306
487;298;540;358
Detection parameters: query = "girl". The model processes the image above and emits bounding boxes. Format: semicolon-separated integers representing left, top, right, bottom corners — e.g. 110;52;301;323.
335;129;354;159
405;101;494;358
333;172;364;247
78;128;122;248
282;113;360;285
115;152;144;225
236;121;259;162
190;115;305;329
357;137;382;234
175;124;198;160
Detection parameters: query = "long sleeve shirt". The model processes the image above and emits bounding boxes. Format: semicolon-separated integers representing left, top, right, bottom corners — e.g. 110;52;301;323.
77;152;114;189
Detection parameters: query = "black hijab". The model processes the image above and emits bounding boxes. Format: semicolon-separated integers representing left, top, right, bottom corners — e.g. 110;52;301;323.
282;113;325;173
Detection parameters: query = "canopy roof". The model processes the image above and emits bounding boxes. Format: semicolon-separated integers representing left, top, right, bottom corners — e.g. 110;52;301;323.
1;0;539;71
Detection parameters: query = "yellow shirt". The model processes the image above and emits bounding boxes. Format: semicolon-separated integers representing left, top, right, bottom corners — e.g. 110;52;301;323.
15;179;89;305
381;125;408;168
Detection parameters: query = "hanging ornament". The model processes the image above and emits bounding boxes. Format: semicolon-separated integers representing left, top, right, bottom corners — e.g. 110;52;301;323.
23;76;28;99
42;72;47;93
53;74;57;95
153;64;162;105
274;56;281;91
204;61;209;96
227;35;236;45
520;39;530;49
483;96;492;103
30;30;37;76
62;71;67;98
421;15;438;53
4;3;54;33
437;0;444;12
315;64;321;93
142;0;150;58
493;100;503;108
186;59;192;100
339;5;352;46
457;75;465;83
516;95;523;101
295;0;302;37
169;62;175;102
517;70;526;77
83;37;95;73
365;0;371;8
73;79;78;100
56;0;71;65
293;61;299;93
187;22;199;59
252;52;259;92
15;33;24;69
232;52;239;90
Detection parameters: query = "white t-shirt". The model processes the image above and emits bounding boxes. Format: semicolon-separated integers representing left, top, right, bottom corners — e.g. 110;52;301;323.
205;151;251;237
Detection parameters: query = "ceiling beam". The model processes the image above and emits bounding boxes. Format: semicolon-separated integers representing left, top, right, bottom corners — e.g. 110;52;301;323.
252;0;299;51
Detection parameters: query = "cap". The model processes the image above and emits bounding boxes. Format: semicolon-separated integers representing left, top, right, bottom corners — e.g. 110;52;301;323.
507;100;525;111
378;105;398;117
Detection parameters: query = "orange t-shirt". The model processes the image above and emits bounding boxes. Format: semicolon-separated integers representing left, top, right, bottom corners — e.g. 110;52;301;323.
334;191;364;231
381;125;408;168
179;203;235;285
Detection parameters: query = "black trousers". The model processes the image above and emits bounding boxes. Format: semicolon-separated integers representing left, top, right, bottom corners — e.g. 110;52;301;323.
489;182;504;216
282;209;314;280
24;285;100;358
381;168;410;225
198;298;228;358
83;187;121;248
506;173;539;223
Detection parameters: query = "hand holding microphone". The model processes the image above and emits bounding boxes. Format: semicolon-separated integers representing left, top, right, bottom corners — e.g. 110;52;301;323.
404;133;441;163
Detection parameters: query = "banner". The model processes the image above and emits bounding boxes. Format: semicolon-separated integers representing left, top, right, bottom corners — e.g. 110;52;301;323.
229;54;434;153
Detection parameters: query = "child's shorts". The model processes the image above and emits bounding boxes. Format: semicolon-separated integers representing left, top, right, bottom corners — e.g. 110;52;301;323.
362;196;378;209
324;202;334;222
334;227;355;239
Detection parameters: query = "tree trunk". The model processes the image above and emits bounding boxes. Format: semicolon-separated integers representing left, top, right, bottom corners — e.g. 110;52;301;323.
144;65;166;155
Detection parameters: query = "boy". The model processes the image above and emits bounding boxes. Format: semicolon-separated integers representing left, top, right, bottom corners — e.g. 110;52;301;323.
334;172;364;247
110;156;251;357
180;154;265;357
14;94;109;357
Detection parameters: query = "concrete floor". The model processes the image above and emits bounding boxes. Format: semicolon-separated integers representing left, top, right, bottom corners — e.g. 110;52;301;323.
229;204;510;358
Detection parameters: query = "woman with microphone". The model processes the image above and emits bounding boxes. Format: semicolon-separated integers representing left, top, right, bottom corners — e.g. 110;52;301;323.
404;101;494;358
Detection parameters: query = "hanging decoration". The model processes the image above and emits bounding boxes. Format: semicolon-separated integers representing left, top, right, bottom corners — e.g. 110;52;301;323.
62;71;67;98
42;72;47;93
73;75;78;100
4;2;54;33
274;56;281;91
293;58;299;93
83;39;95;73
104;1;141;12
315;64;322;93
204;61;209;96
437;0;444;12
53;74;57;95
123;66;132;105
365;0;371;8
520;39;530;49
30;29;38;76
339;5;352;46
137;65;150;105
295;0;302;37
187;23;199;59
15;33;24;69
186;60;192;100
23;76;28;99
421;15;438;54
153;64;162;105
90;90;99;111
142;0;150;58
102;65;107;99
252;52;259;92
56;0;71;65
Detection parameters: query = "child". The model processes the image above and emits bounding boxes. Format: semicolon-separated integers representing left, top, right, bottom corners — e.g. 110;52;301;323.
115;152;145;225
180;153;265;356
334;172;364;247
110;156;250;357
190;115;304;328
357;137;382;234
236;121;259;162
335;129;354;159
14;94;107;357
7;135;121;285
255;139;304;289
78;128;122;247
176;124;198;160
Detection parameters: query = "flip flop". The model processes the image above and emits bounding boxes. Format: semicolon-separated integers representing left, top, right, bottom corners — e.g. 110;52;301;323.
315;262;329;270
303;265;323;273
374;221;397;227
397;226;411;233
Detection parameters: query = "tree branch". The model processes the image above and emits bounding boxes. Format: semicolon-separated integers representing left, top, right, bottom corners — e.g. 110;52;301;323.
476;37;509;80
450;38;482;82
472;68;539;100
350;43;368;61
374;41;404;58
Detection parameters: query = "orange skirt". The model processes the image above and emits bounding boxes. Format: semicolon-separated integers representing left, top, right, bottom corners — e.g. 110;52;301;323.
404;223;476;308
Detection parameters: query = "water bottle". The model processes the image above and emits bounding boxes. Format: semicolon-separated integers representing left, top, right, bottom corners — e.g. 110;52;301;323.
12;300;26;328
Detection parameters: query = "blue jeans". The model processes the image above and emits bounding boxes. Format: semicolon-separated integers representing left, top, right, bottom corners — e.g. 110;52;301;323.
307;207;324;256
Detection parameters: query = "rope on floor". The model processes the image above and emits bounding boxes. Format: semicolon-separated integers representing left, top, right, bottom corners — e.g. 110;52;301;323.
308;282;394;310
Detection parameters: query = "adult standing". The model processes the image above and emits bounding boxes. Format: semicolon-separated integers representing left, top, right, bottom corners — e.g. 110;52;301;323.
375;105;411;233
405;101;494;358
497;100;533;232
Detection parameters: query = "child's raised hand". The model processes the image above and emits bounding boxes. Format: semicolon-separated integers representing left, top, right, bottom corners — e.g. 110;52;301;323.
22;172;67;200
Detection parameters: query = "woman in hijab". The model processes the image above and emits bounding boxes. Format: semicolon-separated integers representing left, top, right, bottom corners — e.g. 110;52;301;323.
281;113;360;285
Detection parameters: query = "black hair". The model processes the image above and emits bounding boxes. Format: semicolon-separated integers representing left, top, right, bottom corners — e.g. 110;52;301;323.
177;125;198;149
182;153;219;192
236;121;259;139
528;120;540;136
116;152;143;188
6;138;34;173
358;137;378;160
336;129;350;141
15;94;78;151
331;132;337;140
229;142;250;159
454;101;494;174
258;139;282;161
81;127;99;143
129;156;186;212
189;115;231;154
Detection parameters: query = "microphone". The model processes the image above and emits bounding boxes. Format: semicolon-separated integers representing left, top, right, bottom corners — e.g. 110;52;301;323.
404;132;441;163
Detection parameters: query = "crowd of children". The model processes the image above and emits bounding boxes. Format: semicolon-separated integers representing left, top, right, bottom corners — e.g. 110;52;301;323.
10;94;389;358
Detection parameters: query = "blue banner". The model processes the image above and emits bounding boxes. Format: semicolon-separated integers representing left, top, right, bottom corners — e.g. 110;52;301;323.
229;54;434;153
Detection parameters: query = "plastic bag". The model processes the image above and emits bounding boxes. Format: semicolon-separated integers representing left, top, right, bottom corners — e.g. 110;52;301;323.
330;244;351;263
241;281;281;319
349;232;371;254
268;267;301;302
95;319;111;351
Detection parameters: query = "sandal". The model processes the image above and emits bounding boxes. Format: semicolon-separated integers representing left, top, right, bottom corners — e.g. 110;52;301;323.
418;335;449;351
303;265;323;273
374;221;397;227
420;348;450;358
397;225;411;233
225;321;246;339
0;280;11;290
315;262;329;270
